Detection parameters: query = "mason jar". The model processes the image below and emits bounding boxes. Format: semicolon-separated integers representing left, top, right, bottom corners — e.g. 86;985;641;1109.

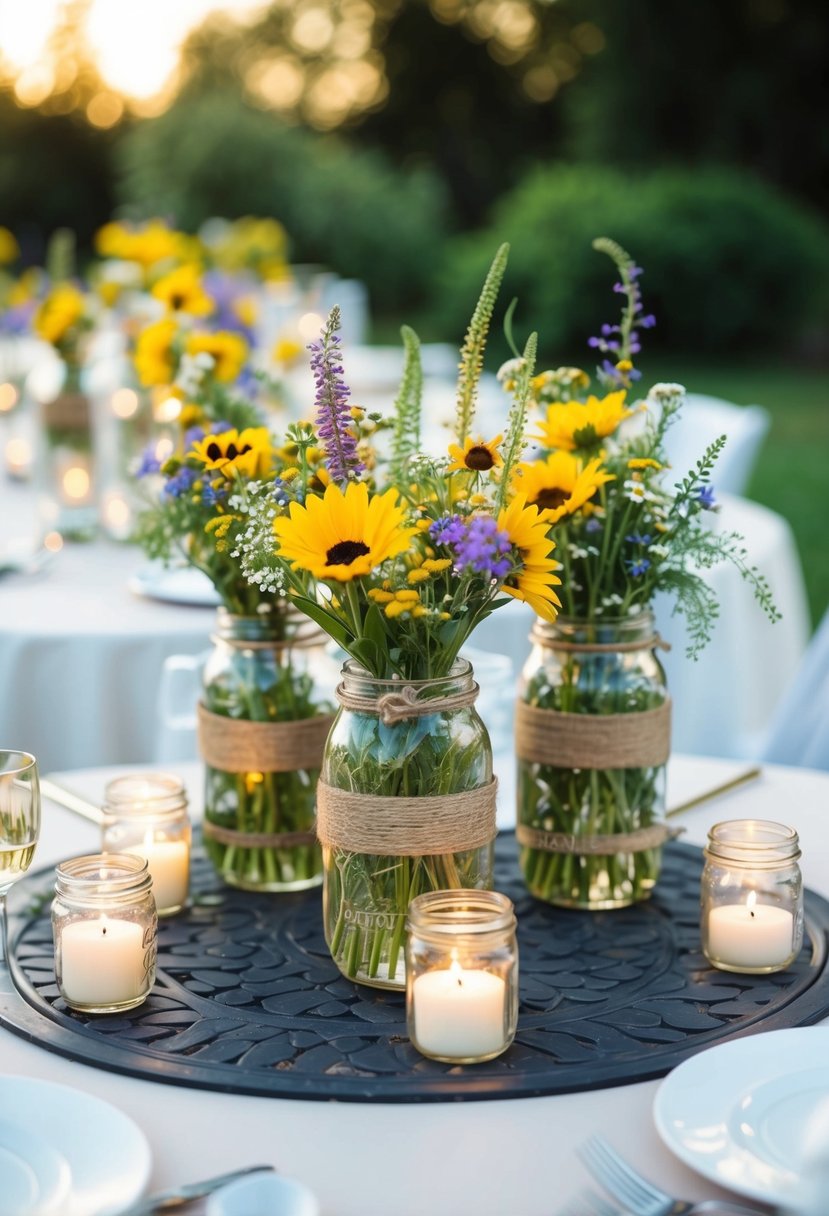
102;772;190;916
701;819;803;973
198;606;338;892
406;889;518;1063
516;611;671;909
318;658;496;990
52;853;157;1013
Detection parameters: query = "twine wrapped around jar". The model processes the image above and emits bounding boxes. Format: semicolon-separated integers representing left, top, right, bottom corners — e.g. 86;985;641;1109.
197;703;335;774
515;698;672;770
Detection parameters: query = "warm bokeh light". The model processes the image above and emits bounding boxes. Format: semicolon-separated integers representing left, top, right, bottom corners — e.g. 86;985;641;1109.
43;530;64;553
154;395;182;424
0;0;577;127
111;388;140;419
0;383;19;413
297;311;324;341
102;491;132;534
62;465;92;501
4;437;33;476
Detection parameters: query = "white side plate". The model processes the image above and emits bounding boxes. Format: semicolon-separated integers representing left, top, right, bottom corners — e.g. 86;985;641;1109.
654;1027;829;1206
128;563;219;607
0;1076;152;1216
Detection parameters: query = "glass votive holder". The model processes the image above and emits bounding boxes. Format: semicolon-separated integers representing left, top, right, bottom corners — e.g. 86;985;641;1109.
102;773;191;916
701;819;803;974
52;853;158;1013
405;890;518;1064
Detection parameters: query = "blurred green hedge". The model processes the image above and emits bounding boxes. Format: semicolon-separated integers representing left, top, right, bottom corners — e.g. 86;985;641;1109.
116;92;449;313
431;165;829;359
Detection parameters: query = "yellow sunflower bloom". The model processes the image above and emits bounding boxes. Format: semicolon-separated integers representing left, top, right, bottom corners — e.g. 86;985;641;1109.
447;434;504;474
123;221;186;270
514;453;614;523
272;337;303;367
33;284;87;347
0;227;20;264
497;495;562;622
152;265;214;317
186;330;248;382
273;482;416;583
534;391;632;452
189;427;273;480
134;319;179;387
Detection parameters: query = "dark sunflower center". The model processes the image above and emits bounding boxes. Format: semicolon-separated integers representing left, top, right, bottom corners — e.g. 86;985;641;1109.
170;293;185;310
206;442;222;460
225;443;239;460
326;540;370;567
465;445;495;471
533;487;570;510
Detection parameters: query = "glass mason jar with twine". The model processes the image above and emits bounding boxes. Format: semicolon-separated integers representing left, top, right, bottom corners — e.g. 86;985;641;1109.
515;611;677;909
318;658;497;990
197;605;338;892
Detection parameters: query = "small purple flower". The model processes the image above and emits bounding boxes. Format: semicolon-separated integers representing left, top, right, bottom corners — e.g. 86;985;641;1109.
697;485;717;510
627;557;651;577
430;515;467;546
184;425;206;450
452;516;512;580
163;466;198;498
310;307;363;484
585;518;603;534
202;481;228;506
135;444;161;477
211;419;234;435
626;532;652;546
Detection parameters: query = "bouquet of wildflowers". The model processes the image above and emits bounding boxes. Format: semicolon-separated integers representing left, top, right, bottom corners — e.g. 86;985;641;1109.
513;237;779;909
135;399;336;893
236;246;563;985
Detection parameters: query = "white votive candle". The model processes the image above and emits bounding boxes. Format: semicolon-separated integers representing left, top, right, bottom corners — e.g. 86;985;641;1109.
707;893;795;969
126;834;189;912
413;961;507;1060
60;916;146;1007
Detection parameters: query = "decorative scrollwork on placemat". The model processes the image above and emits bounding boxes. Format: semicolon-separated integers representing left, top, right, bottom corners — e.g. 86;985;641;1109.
2;836;828;1103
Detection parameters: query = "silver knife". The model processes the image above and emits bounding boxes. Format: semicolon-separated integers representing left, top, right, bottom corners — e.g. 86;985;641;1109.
117;1165;275;1215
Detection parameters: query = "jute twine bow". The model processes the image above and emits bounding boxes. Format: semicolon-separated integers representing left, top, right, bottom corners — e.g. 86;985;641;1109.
316;778;498;856
197;703;335;774
516;821;682;856
335;680;480;726
43;392;91;432
515;699;672;770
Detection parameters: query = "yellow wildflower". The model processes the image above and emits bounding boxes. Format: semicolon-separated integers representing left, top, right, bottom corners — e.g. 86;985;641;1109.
272;337;303;366
0;227;19;264
407;569;431;584
394;590;420;602
33;284;87;347
628;458;663;471
534;391;632;452
134;319;179;387
186;330;248;383
412;606;430;619
190;427;273;480
368;589;395;603
152;265;214;317
384;601;409;618
513;453;614;524
447;434;503;474
422;558;452;573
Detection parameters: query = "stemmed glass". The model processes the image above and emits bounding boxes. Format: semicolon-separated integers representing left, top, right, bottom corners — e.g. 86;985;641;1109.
0;750;40;963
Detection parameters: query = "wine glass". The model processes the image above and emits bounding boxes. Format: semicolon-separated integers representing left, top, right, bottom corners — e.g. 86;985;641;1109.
0;750;40;963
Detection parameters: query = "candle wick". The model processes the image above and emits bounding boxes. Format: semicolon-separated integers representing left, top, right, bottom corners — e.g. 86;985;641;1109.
750;910;755;918
102;926;107;935
456;976;463;988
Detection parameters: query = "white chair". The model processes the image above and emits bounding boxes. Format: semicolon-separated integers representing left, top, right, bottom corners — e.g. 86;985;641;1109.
761;607;829;771
663;393;770;497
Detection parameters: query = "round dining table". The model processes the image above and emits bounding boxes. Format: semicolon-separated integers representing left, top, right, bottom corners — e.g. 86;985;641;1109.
2;753;827;1216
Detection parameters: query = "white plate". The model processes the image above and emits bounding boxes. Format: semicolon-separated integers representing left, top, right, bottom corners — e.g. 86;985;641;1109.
0;1076;152;1216
654;1027;829;1206
129;563;219;607
0;1116;71;1216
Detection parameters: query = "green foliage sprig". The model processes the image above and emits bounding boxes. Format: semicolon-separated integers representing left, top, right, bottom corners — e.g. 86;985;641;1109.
455;242;509;443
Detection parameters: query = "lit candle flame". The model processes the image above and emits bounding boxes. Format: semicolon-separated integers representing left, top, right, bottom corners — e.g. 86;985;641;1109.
747;890;757;919
449;950;464;988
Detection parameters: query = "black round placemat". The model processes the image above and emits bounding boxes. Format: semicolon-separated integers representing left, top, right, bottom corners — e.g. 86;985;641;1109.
2;835;829;1103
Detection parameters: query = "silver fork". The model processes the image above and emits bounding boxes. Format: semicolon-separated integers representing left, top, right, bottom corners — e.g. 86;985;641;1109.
558;1188;626;1216
579;1136;766;1216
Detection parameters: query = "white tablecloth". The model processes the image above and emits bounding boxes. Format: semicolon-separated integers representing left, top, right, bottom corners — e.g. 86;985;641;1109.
0;478;213;771
1;754;826;1215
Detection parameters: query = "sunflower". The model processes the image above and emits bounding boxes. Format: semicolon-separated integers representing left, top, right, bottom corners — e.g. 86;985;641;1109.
447;434;503;474
0;226;19;264
273;481;416;582
514;453;614;523
152;265;214;317
134;319;179;387
534;390;632;452
185;330;248;382
33;284;86;347
497;495;562;622
190;427;273;479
